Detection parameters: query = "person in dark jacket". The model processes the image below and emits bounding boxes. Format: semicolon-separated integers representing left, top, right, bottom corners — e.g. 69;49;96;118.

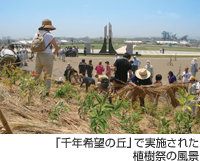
168;71;177;84
80;74;95;92
86;60;93;78
79;59;87;76
127;68;152;106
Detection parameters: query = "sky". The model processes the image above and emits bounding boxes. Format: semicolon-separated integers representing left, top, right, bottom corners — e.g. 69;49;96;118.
1;0;200;40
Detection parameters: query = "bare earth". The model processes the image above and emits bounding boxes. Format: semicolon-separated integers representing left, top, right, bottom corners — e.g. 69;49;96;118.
23;54;198;85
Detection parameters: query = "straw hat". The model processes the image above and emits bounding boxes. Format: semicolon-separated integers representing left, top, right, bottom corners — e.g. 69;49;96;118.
135;68;151;80
38;19;56;30
99;60;102;63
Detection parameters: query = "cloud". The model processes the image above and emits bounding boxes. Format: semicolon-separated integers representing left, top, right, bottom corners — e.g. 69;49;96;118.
166;12;180;19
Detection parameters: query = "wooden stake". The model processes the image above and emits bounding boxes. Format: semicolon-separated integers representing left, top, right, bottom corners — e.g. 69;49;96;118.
0;108;13;134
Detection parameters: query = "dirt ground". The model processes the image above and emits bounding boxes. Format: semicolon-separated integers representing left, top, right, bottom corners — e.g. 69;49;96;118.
23;54;199;85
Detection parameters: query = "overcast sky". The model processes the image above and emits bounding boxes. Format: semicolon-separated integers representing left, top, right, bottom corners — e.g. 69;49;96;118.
1;0;200;39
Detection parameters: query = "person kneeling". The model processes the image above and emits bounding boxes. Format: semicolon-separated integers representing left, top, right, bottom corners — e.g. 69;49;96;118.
127;68;152;106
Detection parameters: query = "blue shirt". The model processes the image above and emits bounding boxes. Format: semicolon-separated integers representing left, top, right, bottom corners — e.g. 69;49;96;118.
128;74;152;86
133;59;141;66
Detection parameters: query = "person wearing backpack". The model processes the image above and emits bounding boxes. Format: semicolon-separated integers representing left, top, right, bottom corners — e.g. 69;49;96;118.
30;19;59;96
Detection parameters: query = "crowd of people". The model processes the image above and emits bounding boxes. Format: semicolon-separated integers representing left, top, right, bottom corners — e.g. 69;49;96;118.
1;19;200;118
0;44;31;67
57;46;79;62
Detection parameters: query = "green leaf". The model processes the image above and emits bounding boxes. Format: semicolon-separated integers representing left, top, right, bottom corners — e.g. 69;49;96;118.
114;112;121;118
162;118;166;125
99;120;105;131
95;94;102;104
184;106;192;112
116;100;123;110
91;120;97;128
158;121;162;127
104;123;110;130
77;95;81;101
97;129;103;134
102;95;107;104
105;110;112;118
104;104;114;109
186;95;196;101
88;116;96;120
176;97;185;105
178;88;184;97
88;112;96;116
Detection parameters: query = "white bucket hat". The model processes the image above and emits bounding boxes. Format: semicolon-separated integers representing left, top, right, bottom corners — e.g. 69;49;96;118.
135;68;151;80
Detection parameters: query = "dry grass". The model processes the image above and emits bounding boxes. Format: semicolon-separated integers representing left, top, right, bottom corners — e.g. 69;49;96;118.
0;79;200;134
112;82;188;108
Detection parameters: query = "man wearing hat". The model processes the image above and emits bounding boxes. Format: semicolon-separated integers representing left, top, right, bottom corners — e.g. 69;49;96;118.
86;60;93;78
31;19;59;96
79;59;87;76
128;68;152;106
0;44;17;67
95;60;105;75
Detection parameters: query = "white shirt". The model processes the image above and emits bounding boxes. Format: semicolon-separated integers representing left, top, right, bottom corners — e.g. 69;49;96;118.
58;49;62;53
115;56;120;62
196;82;200;90
33;30;54;55
1;49;16;58
182;71;192;82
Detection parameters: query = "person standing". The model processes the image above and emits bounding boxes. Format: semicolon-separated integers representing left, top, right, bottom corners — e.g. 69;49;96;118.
191;58;198;77
95;60;105;75
162;48;165;54
182;67;192;83
168;71;177;84
58;47;62;60
144;60;154;81
76;46;79;57
21;49;27;66
84;46;86;56
86;60;93;78
132;56;141;74
61;48;66;62
186;76;198;117
30;19;59;95
114;53;120;65
105;61;111;78
160;48;162;53
110;53;132;85
79;59;87;76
